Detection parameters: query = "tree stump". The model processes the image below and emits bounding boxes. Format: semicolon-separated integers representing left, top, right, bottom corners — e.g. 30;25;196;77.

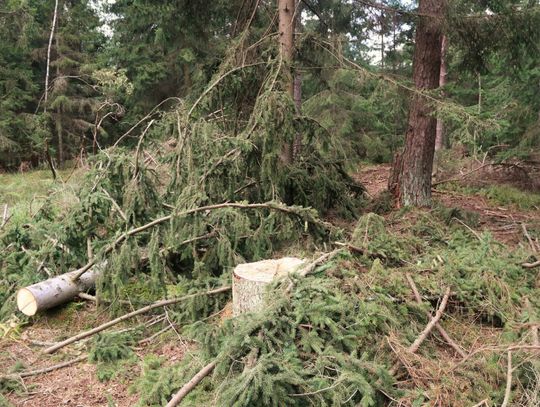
232;257;305;316
17;264;103;316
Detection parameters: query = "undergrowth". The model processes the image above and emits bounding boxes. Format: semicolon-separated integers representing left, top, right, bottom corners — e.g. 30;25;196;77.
129;210;539;406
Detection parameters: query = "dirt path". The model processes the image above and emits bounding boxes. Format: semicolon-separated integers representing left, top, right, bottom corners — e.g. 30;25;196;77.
1;306;189;407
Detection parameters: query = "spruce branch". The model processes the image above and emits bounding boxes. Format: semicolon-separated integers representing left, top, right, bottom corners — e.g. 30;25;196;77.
43;286;231;354
71;201;331;281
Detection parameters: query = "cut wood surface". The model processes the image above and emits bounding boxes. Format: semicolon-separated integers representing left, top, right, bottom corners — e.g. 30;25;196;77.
17;264;103;316
232;257;305;316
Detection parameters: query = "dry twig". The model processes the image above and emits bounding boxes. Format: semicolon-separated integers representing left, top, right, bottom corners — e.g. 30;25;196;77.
405;275;466;358
501;351;513;407
0;355;87;381
408;287;451;353
521;223;538;253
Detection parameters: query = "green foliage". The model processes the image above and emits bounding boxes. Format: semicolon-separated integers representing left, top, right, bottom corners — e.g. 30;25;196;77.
352;213;420;265
479;184;540;210
89;330;138;382
131;355;181;407
128;206;540;406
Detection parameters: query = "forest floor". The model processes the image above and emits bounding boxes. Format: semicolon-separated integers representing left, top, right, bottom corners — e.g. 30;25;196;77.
1;163;539;406
354;163;540;246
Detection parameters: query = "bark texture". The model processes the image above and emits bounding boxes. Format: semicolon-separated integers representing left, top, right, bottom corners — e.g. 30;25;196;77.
278;0;295;164
17;264;103;316
392;0;446;207
435;35;448;151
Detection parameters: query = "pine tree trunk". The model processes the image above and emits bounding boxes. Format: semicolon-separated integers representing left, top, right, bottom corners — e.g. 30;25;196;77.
57;119;64;166
292;0;303;158
435;35;448;151
278;0;295;164
393;0;446;207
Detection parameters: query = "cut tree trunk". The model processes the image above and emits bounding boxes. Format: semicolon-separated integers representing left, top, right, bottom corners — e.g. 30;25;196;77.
392;0;446;207
17;264;103;316
232;257;304;316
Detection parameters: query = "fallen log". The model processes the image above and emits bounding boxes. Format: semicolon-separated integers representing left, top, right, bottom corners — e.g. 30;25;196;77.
16;264;104;316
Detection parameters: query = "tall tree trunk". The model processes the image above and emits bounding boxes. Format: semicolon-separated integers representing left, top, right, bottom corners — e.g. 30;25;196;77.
434;34;448;151
44;0;60;180
56;35;64;167
278;0;295;164
292;0;303;159
380;12;385;69
391;0;446;207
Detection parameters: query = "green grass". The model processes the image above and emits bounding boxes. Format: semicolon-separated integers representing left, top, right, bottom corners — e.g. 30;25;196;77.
0;169;80;226
479;184;540;210
438;182;540;211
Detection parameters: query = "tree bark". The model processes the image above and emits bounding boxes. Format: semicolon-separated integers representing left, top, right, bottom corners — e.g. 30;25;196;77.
392;0;446;207
278;0;295;164
17;265;102;316
292;0;303;158
434;34;448;151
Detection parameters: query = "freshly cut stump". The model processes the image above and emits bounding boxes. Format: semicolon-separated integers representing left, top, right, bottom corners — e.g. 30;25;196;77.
17;265;103;316
232;257;305;316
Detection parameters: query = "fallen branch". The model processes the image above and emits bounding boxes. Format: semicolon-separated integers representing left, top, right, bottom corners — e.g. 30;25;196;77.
1;204;9;229
333;241;388;261
522;259;540;268
44;286;231;354
501;351;513;407
408;287;451;353
405;275;466;358
71;201;332;281
285;249;342;293
0;355;87;381
521;223;538;254
165;361;217;407
432;163;492;187
390;287;451;376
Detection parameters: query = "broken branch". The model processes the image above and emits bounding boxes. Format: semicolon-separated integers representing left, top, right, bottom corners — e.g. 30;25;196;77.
405;275;466;358
44;286;231;354
71;201;331;281
408;287;451;353
165;361;217;407
0;355;87;381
